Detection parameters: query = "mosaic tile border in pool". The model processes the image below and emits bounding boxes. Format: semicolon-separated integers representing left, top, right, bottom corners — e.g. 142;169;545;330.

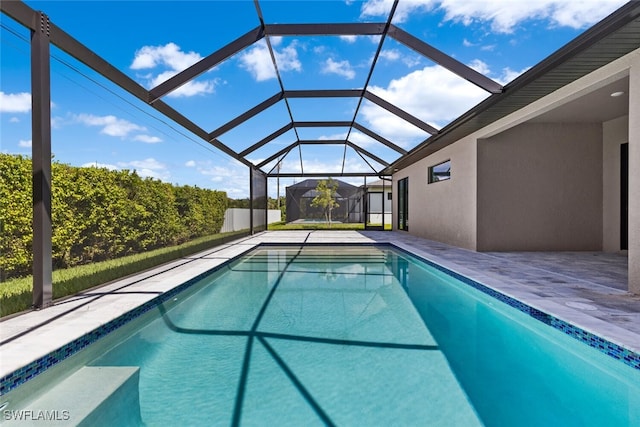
391;244;640;372
2;242;639;396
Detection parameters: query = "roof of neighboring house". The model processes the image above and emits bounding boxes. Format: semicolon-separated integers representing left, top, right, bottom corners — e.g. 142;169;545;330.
361;179;391;188
285;178;357;190
285;179;360;198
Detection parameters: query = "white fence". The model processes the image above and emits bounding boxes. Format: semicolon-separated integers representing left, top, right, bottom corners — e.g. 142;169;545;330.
220;208;282;233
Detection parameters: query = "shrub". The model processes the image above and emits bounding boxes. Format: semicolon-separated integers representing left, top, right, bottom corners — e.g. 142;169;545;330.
0;154;228;280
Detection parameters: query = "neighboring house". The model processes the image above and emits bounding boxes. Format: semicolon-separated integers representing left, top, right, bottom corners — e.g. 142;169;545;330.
389;5;640;293
284;178;393;227
360;179;392;228
285;179;361;223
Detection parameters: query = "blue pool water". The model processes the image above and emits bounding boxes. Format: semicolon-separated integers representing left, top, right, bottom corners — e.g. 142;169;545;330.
6;246;640;426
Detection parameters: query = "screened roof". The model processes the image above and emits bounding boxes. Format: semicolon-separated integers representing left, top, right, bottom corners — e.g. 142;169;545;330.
2;1;639;185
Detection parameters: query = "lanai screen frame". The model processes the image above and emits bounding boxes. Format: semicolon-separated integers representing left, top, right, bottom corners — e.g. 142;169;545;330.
4;0;640;308
1;0;506;308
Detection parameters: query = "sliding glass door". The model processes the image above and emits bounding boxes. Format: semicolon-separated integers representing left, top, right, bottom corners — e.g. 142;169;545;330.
622;143;628;250
398;177;408;231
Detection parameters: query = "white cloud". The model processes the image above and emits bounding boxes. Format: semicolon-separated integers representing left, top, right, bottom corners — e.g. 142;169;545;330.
452;0;628;33
146;70;217;98
81;162;118;171
466;59;528;85
185;160;196;167
74;114;146;138
379;49;401;62
361;0;436;24
133;134;162;144
363;64;490;141
9;117;20;123
498;66;531;85
130;42;217;97
238;40;301;82
195;160;249;197
318;132;348;141
340;35;358;44
51;116;63;129
361;0;627;32
322;58;356;80
131;42;202;71
0;91;31;113
238;41;275;81
401;55;422;68
279;156;374;175
18;139;32;148
270;36;284;47
468;59;490;75
118;158;170;181
276;43;303;73
73;114;163;142
379;49;421;67
348;131;379;149
360;0;393;19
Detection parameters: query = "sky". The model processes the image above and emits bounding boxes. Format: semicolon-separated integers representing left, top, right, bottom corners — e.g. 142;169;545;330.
0;0;629;198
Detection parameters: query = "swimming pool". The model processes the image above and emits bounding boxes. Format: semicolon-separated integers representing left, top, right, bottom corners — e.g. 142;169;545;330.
2;245;640;426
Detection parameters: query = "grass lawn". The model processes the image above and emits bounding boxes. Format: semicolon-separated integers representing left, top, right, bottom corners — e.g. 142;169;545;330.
268;222;365;230
0;230;249;318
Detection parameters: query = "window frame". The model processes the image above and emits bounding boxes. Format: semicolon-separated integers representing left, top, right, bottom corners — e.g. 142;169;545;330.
397;177;408;231
428;159;451;184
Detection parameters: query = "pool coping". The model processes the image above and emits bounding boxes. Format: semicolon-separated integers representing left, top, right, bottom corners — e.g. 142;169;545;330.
388;244;640;371
1;230;640;397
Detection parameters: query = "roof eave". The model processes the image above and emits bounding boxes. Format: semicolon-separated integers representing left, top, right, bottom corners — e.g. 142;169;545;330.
384;1;640;175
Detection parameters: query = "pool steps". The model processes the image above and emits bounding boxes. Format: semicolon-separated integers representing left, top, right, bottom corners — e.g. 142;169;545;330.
1;366;141;426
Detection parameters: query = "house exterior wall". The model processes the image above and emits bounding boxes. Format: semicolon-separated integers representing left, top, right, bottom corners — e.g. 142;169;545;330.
391;47;639;292
602;115;629;253
477;122;603;251
629;54;640;294
392;137;477;250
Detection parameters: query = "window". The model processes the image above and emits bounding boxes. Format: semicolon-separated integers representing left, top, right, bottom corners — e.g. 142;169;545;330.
428;160;451;183
397;178;408;231
387;192;392;200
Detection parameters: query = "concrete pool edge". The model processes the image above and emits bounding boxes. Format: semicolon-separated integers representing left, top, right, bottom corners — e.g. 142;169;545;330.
0;238;263;396
1;231;639;397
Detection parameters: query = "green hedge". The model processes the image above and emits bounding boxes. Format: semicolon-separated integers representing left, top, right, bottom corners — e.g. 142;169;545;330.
0;230;249;318
0;154;228;281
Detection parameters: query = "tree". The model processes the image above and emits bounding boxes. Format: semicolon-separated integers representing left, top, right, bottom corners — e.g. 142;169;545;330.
311;178;340;227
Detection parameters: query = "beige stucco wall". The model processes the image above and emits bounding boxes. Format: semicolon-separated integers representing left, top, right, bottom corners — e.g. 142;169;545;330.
477;122;603;251
629;55;640;294
392;136;477;250
390;47;639;291
602;116;629;252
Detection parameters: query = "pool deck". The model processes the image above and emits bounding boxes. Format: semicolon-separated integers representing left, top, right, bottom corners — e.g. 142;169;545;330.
2;230;640;385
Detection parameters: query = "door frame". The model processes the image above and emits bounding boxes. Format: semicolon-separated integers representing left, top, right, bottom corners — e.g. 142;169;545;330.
621;143;628;250
397;177;408;231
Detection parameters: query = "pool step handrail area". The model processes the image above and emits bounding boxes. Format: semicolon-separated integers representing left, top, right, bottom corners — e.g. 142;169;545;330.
1;366;141;426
